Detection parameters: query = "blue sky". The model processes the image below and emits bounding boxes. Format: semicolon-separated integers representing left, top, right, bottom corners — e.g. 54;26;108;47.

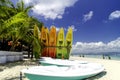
13;0;120;53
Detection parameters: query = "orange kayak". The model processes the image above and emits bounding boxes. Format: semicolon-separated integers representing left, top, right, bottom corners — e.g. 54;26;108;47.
48;26;56;58
41;26;49;57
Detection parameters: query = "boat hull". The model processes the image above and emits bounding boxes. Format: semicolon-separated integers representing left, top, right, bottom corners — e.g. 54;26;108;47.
24;73;99;80
40;61;67;67
22;63;104;80
39;57;88;66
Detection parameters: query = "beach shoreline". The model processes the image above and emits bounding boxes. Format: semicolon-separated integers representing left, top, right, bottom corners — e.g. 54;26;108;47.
0;56;120;80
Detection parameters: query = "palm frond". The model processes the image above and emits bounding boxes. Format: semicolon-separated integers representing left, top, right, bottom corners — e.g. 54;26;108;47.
3;12;28;27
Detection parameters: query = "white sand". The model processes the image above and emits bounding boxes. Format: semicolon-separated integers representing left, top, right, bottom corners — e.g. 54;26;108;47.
0;57;120;80
70;56;120;80
0;60;38;80
0;65;29;80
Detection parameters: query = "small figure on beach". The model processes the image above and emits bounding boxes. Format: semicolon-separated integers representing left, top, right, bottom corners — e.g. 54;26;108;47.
108;55;111;60
82;54;84;57
102;54;105;59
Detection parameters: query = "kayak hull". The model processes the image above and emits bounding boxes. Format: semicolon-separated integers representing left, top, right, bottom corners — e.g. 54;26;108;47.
48;47;56;58
41;47;49;57
56;47;64;59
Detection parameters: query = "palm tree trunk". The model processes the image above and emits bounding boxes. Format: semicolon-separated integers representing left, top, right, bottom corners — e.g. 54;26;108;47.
31;45;33;59
28;44;30;58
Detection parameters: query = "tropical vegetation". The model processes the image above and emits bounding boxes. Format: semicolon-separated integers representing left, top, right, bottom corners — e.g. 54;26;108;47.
0;0;43;59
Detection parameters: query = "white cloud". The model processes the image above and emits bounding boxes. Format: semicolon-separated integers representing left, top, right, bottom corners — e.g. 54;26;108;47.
68;25;77;32
23;0;78;20
50;26;65;32
109;10;120;20
71;37;120;54
55;25;77;32
56;27;60;32
83;11;93;22
23;0;32;5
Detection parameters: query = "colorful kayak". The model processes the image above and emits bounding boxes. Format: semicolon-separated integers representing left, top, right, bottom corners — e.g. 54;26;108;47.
41;26;49;57
56;28;64;59
48;26;56;58
22;63;104;80
64;27;73;59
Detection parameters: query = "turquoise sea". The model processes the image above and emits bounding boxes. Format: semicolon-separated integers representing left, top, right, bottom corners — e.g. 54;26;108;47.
72;52;120;61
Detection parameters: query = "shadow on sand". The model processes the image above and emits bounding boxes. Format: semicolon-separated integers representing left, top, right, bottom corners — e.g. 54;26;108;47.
1;71;107;80
6;71;107;80
0;60;39;72
84;71;107;80
3;76;26;80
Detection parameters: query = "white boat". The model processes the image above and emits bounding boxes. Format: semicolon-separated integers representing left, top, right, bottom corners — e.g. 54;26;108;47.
39;57;88;66
21;63;104;80
40;57;53;61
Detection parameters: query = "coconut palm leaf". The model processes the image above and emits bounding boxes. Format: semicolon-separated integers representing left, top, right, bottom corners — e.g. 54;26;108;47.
0;12;28;35
33;24;41;59
16;0;33;13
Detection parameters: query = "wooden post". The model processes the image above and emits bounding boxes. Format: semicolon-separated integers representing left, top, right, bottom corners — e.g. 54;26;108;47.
20;72;22;80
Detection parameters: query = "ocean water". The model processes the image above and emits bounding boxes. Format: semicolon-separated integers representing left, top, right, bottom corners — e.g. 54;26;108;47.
72;53;120;61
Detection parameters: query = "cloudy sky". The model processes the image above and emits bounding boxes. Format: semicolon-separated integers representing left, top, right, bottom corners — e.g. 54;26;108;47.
13;0;120;53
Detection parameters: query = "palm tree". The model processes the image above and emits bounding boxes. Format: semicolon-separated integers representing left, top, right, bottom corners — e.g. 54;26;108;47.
0;0;17;23
0;0;30;50
0;0;43;59
0;0;32;50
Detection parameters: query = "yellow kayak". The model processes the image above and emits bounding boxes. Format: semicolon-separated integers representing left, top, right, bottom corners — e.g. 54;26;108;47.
64;27;73;59
56;28;65;59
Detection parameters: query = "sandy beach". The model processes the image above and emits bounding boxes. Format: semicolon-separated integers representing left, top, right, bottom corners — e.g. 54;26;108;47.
0;56;120;80
70;56;120;80
0;59;39;80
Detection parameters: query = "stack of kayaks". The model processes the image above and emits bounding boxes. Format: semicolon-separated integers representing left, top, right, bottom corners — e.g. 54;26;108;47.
22;26;105;80
40;26;73;59
22;57;105;80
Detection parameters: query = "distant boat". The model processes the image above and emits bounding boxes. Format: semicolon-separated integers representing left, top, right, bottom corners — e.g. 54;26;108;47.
21;63;104;80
